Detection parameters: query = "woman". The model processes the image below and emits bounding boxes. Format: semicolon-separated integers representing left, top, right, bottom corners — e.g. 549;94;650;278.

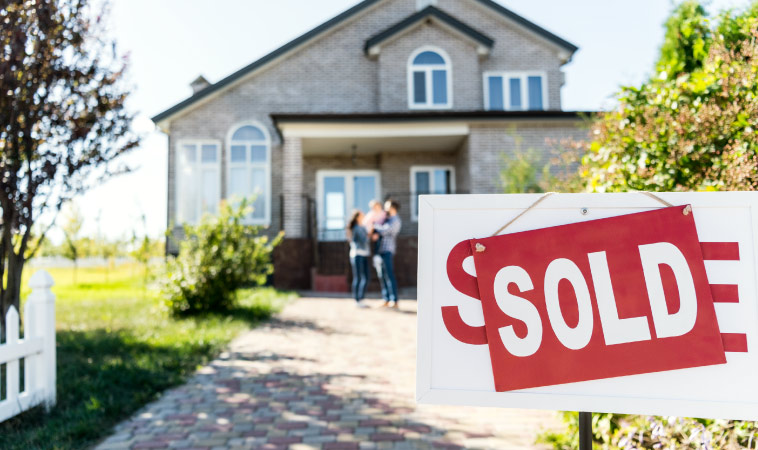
347;210;371;308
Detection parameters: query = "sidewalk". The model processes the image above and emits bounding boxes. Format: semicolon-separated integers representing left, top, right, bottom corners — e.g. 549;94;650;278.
97;297;563;450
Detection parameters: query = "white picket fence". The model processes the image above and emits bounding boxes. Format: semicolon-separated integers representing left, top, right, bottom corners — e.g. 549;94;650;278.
0;270;56;423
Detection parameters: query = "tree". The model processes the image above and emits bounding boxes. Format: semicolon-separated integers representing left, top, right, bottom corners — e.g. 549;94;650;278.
501;148;543;194
130;214;153;296
500;132;585;194
0;0;138;321
98;239;120;283
95;209;120;282
60;202;84;285
583;5;758;193
656;0;711;80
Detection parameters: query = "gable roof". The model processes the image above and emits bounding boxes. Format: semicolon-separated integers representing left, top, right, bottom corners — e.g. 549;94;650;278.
152;0;578;125
364;6;494;55
474;0;577;53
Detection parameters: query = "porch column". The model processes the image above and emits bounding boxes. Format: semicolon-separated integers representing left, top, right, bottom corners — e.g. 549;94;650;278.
282;136;304;238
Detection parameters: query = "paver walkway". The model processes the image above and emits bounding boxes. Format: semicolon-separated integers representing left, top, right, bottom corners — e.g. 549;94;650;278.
97;298;564;450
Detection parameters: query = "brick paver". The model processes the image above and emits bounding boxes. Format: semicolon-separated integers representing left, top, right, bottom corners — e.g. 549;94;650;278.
97;298;563;449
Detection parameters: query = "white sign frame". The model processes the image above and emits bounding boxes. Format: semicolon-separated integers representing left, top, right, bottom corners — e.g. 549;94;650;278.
416;192;758;420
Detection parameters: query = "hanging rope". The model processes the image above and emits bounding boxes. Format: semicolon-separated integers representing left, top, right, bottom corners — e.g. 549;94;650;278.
490;191;676;238
491;192;555;237
641;191;674;207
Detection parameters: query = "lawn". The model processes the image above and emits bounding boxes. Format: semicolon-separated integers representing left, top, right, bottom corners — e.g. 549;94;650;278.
0;262;295;450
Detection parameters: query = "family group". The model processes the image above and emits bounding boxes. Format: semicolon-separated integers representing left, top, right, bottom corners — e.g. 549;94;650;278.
346;199;402;308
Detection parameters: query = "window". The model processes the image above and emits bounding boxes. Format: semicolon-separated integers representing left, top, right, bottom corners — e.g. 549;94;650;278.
411;166;455;221
227;123;271;224
408;47;452;109
484;72;547;111
176;140;221;224
317;170;381;241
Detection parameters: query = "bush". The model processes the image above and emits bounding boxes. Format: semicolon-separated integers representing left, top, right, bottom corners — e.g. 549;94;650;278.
500;143;585;194
162;200;283;315
538;413;758;449
582;8;758;193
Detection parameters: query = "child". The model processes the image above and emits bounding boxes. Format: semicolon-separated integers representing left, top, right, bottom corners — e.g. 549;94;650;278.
362;200;386;254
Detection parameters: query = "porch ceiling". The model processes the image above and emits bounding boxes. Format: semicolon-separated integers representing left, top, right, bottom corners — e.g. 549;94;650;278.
302;135;466;156
276;119;470;156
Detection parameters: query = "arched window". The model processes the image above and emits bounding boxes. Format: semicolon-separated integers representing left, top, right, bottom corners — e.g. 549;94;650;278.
227;122;271;224
408;47;452;109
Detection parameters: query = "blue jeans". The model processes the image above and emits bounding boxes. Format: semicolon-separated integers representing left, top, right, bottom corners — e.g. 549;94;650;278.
350;255;369;302
375;251;398;303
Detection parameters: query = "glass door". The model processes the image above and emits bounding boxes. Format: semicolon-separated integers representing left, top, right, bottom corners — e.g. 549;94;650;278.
318;171;380;241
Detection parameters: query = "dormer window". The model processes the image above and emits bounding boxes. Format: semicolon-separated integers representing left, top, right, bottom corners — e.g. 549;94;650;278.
408;47;452;109
485;72;547;111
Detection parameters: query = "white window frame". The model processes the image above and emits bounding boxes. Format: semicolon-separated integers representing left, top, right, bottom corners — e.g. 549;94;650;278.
410;165;456;222
407;46;453;110
175;139;222;225
483;71;549;111
316;170;382;241
225;121;272;226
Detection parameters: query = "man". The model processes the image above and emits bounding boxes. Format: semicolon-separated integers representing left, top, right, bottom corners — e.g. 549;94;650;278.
372;200;401;308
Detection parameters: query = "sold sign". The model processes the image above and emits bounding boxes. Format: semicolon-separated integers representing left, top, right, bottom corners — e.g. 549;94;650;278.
452;206;725;391
417;193;758;420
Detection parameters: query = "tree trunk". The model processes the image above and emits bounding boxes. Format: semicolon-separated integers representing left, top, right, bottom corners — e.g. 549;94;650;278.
2;253;25;328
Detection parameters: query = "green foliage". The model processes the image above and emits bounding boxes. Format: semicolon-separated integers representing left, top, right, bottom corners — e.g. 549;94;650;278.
584;11;758;193
0;263;293;449
60;203;84;265
130;214;163;290
715;1;758;54
501;148;543;193
500;135;585;194
657;0;711;79
538;412;625;450
539;413;758;449
162;199;283;315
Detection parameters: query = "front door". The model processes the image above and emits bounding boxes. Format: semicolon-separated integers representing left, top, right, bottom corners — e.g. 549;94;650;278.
317;170;381;241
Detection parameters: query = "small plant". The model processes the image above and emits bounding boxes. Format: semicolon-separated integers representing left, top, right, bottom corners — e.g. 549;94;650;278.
501;147;544;194
61;202;85;285
161;199;283;315
500;140;584;194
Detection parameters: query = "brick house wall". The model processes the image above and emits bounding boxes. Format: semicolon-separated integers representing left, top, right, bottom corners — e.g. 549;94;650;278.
166;0;574;237
160;0;588;288
437;0;568;110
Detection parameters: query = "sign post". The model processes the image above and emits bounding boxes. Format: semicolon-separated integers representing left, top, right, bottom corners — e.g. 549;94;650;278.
417;192;758;423
579;412;592;450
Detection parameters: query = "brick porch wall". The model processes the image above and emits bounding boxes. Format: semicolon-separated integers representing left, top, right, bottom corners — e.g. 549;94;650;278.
272;237;418;291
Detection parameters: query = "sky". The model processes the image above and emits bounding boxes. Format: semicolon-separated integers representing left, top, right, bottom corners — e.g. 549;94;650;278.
63;0;753;242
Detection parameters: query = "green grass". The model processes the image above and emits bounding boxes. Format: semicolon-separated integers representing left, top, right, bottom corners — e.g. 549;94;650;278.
0;263;295;450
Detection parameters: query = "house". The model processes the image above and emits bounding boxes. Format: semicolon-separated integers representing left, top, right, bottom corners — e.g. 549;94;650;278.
152;0;589;291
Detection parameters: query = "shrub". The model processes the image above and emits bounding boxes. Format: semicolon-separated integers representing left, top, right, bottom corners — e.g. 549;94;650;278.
539;413;758;449
162;199;283;315
500;142;585;194
582;10;758;193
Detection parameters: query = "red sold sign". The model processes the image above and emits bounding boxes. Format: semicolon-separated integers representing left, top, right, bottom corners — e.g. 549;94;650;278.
449;206;726;392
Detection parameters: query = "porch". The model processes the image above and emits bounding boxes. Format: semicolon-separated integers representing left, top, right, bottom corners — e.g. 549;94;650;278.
272;114;472;292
